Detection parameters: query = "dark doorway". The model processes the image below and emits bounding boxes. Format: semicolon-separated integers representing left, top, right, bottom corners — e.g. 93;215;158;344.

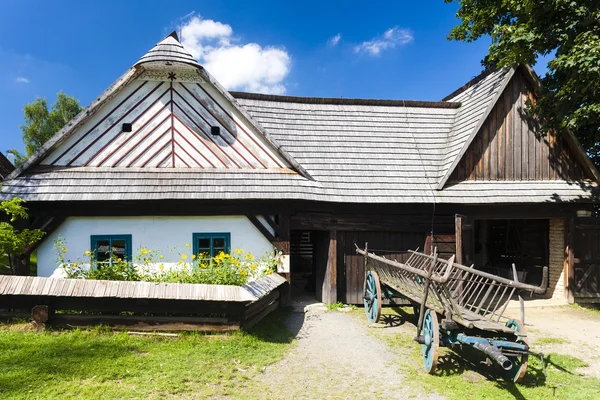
473;219;549;285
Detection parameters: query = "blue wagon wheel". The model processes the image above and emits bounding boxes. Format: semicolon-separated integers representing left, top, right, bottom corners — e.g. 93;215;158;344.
421;309;439;374
363;271;382;323
505;319;528;383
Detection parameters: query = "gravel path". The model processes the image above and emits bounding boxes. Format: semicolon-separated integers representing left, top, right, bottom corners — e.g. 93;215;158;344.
256;303;441;400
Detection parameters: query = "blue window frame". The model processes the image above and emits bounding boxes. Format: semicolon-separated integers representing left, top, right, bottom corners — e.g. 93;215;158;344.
90;235;132;266
193;233;231;259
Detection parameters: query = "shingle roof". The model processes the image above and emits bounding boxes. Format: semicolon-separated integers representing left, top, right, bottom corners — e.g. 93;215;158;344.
438;68;512;188
135;32;201;69
1;32;597;205
2;166;595;203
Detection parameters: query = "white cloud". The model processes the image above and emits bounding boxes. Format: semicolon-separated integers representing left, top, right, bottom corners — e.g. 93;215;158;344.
15;76;29;83
354;27;413;56
327;33;341;47
180;15;291;95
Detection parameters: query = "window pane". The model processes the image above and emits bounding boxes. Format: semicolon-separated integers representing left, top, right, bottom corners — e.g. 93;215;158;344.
112;239;126;259
95;240;111;262
198;238;210;249
213;237;225;249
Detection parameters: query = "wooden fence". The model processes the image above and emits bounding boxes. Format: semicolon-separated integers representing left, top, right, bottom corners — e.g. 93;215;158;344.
0;273;288;331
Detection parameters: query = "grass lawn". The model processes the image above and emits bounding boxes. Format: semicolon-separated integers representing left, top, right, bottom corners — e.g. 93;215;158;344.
0;310;294;399
362;307;600;400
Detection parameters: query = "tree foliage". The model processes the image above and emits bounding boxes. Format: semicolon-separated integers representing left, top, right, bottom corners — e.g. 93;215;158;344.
8;91;82;167
446;0;600;167
0;198;45;275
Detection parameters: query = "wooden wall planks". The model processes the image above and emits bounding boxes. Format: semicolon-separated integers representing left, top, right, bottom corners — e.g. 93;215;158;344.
453;70;588;182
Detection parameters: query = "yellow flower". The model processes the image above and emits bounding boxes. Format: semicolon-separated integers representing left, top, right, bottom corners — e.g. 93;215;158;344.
145;258;151;263
240;269;247;275
84;250;91;256
117;258;122;262
235;248;241;254
191;254;196;260
141;248;147;255
185;243;191;249
183;264;188;269
73;262;78;267
61;247;67;253
181;254;187;260
159;255;164;260
178;260;184;265
159;264;164;269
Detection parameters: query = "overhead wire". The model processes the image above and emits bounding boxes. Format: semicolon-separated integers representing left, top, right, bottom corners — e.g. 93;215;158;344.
403;100;438;254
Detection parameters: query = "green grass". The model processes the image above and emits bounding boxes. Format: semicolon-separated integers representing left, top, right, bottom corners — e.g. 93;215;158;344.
535;336;570;345
366;307;600;400
325;301;356;311
0;309;295;399
571;303;600;317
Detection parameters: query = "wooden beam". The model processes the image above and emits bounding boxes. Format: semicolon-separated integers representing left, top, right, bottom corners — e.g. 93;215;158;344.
322;229;337;304
262;215;280;236
567;218;575;304
246;214;276;243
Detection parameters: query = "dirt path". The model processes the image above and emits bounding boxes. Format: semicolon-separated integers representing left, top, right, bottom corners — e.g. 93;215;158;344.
256;303;442;400
505;305;600;378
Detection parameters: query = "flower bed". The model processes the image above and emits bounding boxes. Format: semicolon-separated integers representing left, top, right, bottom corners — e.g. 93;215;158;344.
54;238;281;286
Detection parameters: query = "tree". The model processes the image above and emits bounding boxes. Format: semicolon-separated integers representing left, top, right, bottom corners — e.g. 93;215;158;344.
0;198;45;275
446;0;600;168
8;91;83;167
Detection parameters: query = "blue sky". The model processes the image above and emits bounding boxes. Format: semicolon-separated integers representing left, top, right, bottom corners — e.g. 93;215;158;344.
1;1;520;157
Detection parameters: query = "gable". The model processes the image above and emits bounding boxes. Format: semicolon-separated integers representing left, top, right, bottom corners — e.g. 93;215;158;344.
449;68;593;183
40;71;290;169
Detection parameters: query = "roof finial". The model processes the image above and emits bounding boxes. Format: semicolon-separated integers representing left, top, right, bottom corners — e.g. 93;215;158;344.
167;31;179;41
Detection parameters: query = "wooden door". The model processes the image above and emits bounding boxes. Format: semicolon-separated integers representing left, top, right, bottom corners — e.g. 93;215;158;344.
570;217;600;300
338;231;424;304
456;215;475;265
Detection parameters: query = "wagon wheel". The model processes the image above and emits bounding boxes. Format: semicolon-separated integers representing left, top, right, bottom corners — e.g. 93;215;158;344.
505;319;528;383
421;309;439;374
363;271;382;323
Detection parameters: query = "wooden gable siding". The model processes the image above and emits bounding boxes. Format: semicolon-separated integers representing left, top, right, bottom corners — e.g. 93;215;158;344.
451;71;587;182
41;77;288;169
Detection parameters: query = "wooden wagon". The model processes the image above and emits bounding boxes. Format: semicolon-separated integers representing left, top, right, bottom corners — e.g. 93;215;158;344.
356;244;548;382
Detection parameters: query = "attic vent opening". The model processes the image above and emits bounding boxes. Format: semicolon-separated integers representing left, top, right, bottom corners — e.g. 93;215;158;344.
211;126;221;136
122;123;132;132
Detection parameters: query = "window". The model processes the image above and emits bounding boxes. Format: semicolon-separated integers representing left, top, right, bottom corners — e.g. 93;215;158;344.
90;235;132;266
193;233;231;259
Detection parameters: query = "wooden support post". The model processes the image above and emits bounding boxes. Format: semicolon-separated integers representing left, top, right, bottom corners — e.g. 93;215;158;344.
566;218;575;304
322;229;337;304
273;213;291;305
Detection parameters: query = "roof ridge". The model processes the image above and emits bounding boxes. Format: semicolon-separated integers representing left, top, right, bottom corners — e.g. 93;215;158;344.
231;91;462;109
441;66;499;101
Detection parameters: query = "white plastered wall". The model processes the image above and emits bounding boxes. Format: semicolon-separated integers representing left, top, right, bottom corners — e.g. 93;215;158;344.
36;216;273;277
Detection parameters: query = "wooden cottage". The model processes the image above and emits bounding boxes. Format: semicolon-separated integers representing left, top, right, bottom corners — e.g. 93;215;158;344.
1;32;599;304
